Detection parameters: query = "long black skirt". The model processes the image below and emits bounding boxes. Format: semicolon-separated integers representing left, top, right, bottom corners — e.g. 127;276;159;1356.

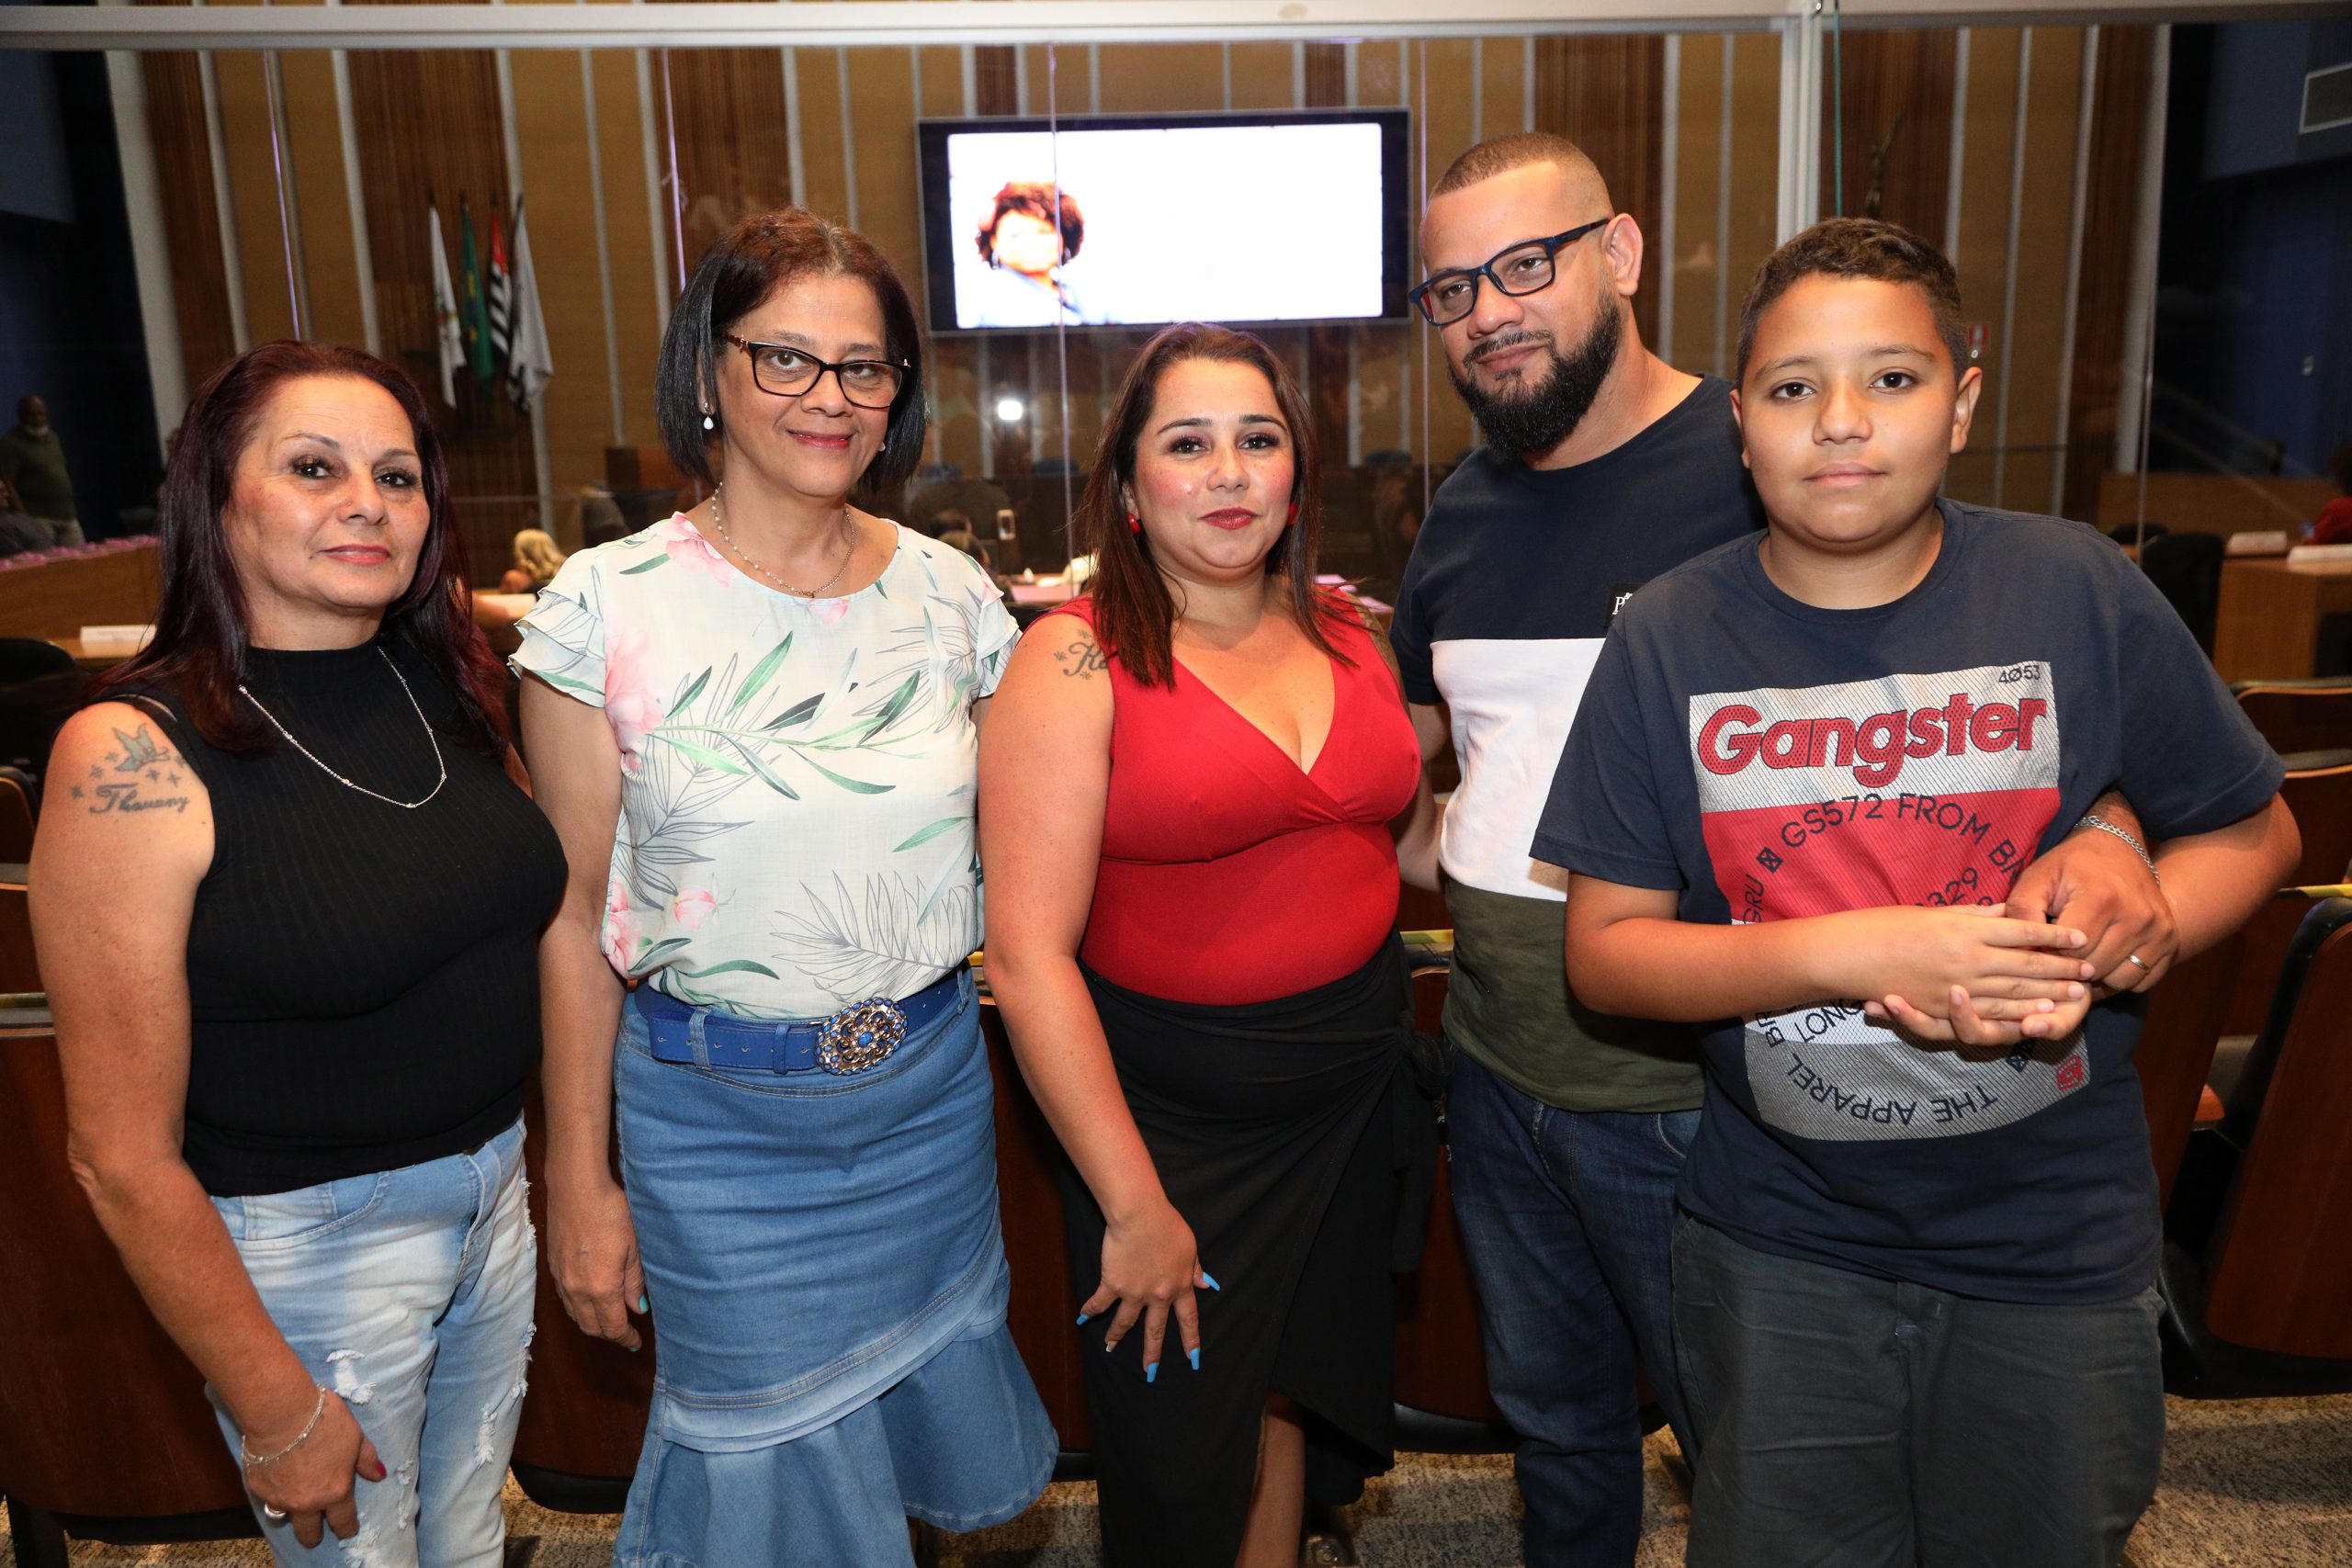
1062;937;1434;1568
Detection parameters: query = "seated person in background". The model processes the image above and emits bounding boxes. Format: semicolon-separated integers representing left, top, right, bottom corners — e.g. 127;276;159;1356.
1544;219;2299;1568
0;477;52;558
907;472;1012;538
2310;438;2352;546
496;526;567;593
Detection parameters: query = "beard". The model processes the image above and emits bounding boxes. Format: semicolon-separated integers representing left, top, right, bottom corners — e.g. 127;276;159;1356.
1450;299;1623;462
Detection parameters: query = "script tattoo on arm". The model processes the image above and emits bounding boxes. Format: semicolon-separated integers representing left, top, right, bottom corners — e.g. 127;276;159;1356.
87;724;191;816
1051;637;1108;680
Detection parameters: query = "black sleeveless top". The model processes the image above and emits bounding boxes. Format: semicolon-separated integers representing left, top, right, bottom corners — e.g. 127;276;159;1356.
123;640;566;1196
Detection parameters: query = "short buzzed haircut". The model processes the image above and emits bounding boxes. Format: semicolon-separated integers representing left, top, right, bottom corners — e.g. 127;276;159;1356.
1431;132;1606;200
1736;217;1970;380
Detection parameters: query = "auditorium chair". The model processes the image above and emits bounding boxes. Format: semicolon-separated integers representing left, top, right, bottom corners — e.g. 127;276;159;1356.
2219;751;2352;1035
2233;676;2352;758
0;1016;259;1562
2159;894;2352;1397
2128;930;2245;1212
0;764;37;863
0;879;39;995
508;1074;657;1515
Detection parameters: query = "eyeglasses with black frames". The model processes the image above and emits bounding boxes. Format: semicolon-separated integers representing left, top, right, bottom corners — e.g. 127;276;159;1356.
723;334;909;409
1408;217;1613;328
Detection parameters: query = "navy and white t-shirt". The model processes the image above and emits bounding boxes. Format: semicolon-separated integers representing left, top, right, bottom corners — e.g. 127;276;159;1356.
1390;375;1761;1111
1535;500;2282;1303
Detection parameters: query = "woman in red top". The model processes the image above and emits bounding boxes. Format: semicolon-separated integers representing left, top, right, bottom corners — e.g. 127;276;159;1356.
982;324;1435;1567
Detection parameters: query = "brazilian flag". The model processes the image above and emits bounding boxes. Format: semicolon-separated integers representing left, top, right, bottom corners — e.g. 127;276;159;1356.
458;200;494;389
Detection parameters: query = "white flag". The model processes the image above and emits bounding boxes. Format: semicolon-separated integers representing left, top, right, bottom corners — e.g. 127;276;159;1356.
504;198;554;412
427;203;463;407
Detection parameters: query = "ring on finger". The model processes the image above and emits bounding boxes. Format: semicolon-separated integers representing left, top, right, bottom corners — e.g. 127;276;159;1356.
2124;953;2150;973
261;1505;288;1522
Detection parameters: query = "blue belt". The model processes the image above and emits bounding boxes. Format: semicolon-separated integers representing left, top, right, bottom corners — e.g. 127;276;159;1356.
635;970;962;1075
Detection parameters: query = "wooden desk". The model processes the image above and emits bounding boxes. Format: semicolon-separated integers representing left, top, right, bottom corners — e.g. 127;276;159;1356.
0;544;162;641
2214;558;2352;682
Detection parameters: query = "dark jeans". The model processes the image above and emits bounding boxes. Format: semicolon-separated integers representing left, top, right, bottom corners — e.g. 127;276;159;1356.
1673;1214;2165;1568
1447;1049;1698;1568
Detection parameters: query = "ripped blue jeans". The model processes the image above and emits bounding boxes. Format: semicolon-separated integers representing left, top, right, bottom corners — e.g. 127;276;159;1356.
207;1118;536;1568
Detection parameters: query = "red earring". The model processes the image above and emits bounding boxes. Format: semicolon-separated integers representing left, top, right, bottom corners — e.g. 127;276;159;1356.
1127;512;1142;535
1286;500;1299;525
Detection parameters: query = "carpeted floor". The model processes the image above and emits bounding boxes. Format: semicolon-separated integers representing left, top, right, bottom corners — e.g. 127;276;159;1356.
9;1394;2349;1566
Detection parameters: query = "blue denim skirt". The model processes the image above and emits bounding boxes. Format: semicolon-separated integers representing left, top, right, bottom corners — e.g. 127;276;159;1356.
611;971;1056;1566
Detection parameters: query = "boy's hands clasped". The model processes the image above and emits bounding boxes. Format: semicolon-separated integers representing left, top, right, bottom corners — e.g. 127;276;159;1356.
1843;904;2098;1048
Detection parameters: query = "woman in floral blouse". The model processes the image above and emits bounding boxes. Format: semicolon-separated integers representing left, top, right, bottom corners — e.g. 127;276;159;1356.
514;209;1053;1565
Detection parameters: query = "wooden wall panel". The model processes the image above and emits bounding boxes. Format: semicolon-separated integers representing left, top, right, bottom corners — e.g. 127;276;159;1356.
1727;34;1784;356
211;51;300;344
1229;43;1295;113
2065;25;2154;523
344;48;537;570
1949;28;2023;505
1482;38;1530;141
1668;35;1726;377
279;51;367;351
510;49;621;540
591;49;663;454
1822;29;1956;241
140;52;242;389
2000;27;2087;515
1534;34;1666;350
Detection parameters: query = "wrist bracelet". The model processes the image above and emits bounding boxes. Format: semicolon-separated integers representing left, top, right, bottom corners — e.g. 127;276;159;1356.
240;1385;328;1469
2076;813;2162;886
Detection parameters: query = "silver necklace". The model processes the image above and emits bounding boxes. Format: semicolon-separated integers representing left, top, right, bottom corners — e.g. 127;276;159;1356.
707;481;856;598
238;646;447;810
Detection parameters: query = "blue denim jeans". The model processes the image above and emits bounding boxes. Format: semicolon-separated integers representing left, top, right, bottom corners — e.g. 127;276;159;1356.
1446;1051;1698;1568
1673;1215;2165;1568
207;1117;537;1568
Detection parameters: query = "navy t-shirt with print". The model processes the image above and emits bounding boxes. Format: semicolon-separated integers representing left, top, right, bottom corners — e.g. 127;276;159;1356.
1534;500;2283;1303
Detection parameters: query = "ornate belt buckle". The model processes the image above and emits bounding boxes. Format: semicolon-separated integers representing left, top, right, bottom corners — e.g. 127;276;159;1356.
815;998;908;1075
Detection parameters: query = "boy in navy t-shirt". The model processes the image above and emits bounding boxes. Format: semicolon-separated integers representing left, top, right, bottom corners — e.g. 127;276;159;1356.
1537;219;2299;1567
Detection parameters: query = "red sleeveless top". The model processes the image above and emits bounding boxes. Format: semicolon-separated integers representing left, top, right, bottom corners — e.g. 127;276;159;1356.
1052;597;1420;1006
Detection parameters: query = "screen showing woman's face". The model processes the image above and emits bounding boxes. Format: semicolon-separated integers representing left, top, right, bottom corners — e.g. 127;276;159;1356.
991;209;1064;278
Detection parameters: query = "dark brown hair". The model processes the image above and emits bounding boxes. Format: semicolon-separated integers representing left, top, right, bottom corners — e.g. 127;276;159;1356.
98;341;507;755
976;182;1084;265
1737;217;1969;381
1077;323;1349;689
657;209;929;490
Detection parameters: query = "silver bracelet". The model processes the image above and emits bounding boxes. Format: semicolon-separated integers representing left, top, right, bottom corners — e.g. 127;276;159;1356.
240;1385;328;1469
2076;813;2162;886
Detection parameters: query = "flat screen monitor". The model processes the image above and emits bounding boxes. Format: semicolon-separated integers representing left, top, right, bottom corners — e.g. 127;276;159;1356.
917;109;1411;333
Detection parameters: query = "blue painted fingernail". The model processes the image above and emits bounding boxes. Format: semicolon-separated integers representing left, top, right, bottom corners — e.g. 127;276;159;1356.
637;1293;649;1313
1145;1360;1159;1383
1201;1272;1221;1292
1188;1347;1200;1371
1075;1313;1091;1325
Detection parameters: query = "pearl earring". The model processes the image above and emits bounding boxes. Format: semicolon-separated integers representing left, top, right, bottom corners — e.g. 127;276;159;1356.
702;410;715;432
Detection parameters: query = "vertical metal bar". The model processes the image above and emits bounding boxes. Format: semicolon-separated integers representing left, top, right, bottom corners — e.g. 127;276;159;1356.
1470;37;1484;140
260;46;311;339
1774;9;1821;243
634;50;670;328
1992;28;2033;510
1713;36;1734;378
1221;41;1232;111
325;5;378;356
1945;28;1970;258
580;47;625;446
1659;34;1681;367
959;44;976;118
1347;41;1363;468
837;47;860;229
197;51;253;353
2051;28;2099;517
1012;35;1028;114
784;47;808;207
1292;40;1306;107
660;50;685;291
1522;36;1535;131
1091;43;1103;112
103;47;187;451
1049;43;1074;531
2115;26;2169;485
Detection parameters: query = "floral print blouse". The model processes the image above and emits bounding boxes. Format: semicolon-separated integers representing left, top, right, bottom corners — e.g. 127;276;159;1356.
514;516;1020;1020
